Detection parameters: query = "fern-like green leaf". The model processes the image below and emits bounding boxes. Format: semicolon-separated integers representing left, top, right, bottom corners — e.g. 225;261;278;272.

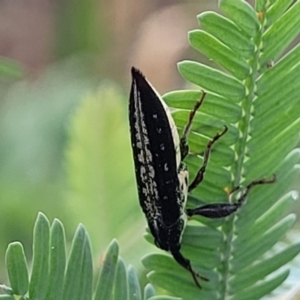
143;1;300;299
0;214;179;300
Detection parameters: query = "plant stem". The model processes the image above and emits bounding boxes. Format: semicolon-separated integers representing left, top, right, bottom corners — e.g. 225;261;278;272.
219;6;267;299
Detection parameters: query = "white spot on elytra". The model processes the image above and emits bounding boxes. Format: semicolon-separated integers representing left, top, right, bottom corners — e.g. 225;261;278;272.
149;165;155;178
131;79;181;221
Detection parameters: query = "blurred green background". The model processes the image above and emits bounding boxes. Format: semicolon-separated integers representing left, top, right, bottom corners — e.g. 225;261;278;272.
0;0;299;289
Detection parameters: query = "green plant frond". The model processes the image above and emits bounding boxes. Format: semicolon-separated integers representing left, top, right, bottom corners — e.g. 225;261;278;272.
144;0;300;299
1;214;180;300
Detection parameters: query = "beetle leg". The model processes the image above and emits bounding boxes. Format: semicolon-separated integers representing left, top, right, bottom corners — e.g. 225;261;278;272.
170;249;208;289
186;202;241;218
234;174;276;206
180;92;206;160
188;126;228;192
228;185;241;195
186;175;276;218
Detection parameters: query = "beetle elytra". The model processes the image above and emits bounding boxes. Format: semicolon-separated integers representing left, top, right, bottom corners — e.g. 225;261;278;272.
129;67;275;288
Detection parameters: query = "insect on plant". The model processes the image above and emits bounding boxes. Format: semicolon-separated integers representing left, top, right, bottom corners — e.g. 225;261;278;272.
129;67;276;288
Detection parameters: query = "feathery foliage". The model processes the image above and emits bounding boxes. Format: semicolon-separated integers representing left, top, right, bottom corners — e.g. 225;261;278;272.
1;1;300;299
0;213;179;300
142;0;300;299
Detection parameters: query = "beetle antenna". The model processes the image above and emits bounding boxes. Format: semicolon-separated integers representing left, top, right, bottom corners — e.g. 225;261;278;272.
180;91;207;160
182;91;206;140
236;174;276;206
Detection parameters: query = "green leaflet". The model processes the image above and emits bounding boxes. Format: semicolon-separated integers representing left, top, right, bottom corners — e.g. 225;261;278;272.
249;104;300;152
187;155;232;186
238;166;300;229
5;243;28;296
253;85;300;126
187;134;235;166
254;64;300;114
173;110;239;145
46;219;66;300
147;269;217;300
0;296;15;300
182;226;223;250
29;213;50;300
80;235;93;300
256;44;300;96
113;258;128;300
266;0;295;26
198;12;255;59
189;30;250;80
230;269;289;300
245;120;300;179
230;242;300;292
235;191;297;248
219;0;260;37
128;265;142;300
232;215;296;271
62;225;93;300
164;90;242;123
94;240;119;300
143;284;156;300
241;150;300;215
178;61;245;101
143;229;222;271
261;1;300;65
